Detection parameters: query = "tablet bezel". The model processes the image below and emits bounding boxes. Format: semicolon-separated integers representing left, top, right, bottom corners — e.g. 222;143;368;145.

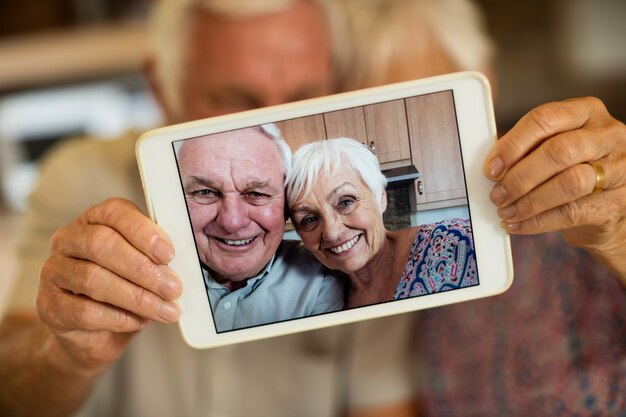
136;71;513;348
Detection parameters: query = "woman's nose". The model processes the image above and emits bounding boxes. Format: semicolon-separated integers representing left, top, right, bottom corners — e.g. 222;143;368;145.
321;214;343;242
215;196;251;233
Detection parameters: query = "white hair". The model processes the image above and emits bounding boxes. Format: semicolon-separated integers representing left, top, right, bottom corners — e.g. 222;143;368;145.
149;0;346;120
337;0;494;90
286;138;387;210
259;123;292;182
174;123;292;181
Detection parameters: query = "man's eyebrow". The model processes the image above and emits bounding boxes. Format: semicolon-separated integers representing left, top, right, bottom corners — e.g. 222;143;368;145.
186;176;218;188
245;180;282;193
208;86;263;107
287;84;329;102
245;180;269;188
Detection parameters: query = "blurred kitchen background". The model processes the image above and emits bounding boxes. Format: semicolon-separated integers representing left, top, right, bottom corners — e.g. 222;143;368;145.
1;0;625;310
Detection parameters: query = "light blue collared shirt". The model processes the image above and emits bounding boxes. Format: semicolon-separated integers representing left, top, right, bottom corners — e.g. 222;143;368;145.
203;240;345;332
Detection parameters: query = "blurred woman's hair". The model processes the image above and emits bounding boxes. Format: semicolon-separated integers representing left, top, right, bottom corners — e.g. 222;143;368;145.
287;138;388;210
149;0;347;119
337;0;494;90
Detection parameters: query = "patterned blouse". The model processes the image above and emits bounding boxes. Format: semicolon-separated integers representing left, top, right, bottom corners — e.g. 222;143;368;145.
394;218;478;299
414;232;626;416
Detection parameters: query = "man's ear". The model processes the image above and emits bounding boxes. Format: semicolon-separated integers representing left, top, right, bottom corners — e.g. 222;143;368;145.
143;56;172;121
380;190;388;213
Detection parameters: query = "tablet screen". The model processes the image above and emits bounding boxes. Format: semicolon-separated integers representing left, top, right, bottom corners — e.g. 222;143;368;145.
172;90;479;333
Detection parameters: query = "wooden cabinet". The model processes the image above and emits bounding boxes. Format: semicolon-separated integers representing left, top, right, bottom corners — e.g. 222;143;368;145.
275;114;326;151
406;91;467;211
363;100;411;165
323;107;367;142
323;103;411;166
275;92;467;212
277;103;411;167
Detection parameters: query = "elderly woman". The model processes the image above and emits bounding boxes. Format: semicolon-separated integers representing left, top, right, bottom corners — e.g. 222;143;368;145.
286;137;478;308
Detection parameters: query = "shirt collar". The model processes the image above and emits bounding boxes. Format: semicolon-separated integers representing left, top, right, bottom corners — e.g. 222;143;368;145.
202;250;278;291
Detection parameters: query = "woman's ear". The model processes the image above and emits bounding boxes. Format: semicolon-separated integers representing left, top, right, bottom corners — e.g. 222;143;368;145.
380;190;388;213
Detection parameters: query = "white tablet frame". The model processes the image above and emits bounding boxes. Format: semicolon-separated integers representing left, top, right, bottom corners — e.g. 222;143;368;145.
136;71;513;349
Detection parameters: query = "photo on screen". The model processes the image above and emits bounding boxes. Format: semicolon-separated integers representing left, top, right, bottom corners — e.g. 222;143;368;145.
173;90;479;333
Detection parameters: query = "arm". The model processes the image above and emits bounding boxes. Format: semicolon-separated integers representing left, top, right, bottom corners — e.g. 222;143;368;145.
0;199;181;417
484;97;626;285
0;312;101;417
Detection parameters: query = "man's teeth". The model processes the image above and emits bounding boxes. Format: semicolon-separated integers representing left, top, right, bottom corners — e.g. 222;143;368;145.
224;237;254;246
329;235;359;254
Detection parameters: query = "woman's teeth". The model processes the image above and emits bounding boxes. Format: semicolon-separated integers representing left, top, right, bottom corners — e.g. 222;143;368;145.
329;235;360;254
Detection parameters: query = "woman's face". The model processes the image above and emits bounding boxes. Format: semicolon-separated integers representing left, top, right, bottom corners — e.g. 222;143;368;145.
290;166;387;274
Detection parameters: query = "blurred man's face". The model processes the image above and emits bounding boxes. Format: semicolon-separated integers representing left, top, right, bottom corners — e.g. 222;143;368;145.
175;1;333;122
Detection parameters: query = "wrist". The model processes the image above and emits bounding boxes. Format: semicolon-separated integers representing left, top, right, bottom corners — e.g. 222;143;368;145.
39;332;104;382
562;221;626;285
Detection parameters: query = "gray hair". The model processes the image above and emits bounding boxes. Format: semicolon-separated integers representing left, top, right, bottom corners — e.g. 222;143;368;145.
149;0;347;119
259;123;292;182
337;0;494;90
175;123;292;181
286;138;387;210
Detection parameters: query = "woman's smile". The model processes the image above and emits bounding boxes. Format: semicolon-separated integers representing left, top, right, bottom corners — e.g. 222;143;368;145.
326;233;362;255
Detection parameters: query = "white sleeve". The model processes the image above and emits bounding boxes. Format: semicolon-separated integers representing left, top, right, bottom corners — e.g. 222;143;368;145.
7;134;144;313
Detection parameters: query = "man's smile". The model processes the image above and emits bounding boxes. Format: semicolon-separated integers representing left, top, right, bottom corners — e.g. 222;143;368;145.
213;235;259;248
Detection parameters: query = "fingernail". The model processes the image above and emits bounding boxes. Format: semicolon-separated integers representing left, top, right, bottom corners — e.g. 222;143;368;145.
490;184;507;206
505;222;520;231
158;302;180;323
152;237;174;264
159;274;182;300
498;205;516;220
487;157;504;179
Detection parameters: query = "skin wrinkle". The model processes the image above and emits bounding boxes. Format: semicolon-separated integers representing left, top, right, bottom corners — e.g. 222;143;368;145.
178;130;286;288
0;3;338;416
2;0;624;415
292;166;410;306
180;3;332;120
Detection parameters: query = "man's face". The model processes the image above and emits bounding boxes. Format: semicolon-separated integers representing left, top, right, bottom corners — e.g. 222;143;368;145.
174;1;333;122
178;129;286;287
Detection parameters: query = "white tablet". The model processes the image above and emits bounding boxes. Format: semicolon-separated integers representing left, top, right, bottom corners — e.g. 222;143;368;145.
136;71;513;349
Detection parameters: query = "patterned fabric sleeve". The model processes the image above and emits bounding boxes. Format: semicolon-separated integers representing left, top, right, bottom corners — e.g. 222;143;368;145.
394;218;478;299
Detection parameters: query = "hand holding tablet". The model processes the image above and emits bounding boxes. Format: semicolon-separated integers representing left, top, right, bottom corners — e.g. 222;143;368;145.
136;72;514;348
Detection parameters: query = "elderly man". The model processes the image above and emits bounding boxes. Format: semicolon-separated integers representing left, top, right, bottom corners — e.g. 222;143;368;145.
3;0;625;416
0;1;415;416
177;126;344;331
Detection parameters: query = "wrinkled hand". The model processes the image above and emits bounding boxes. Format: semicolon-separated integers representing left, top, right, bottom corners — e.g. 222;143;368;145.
484;97;626;277
37;198;182;372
